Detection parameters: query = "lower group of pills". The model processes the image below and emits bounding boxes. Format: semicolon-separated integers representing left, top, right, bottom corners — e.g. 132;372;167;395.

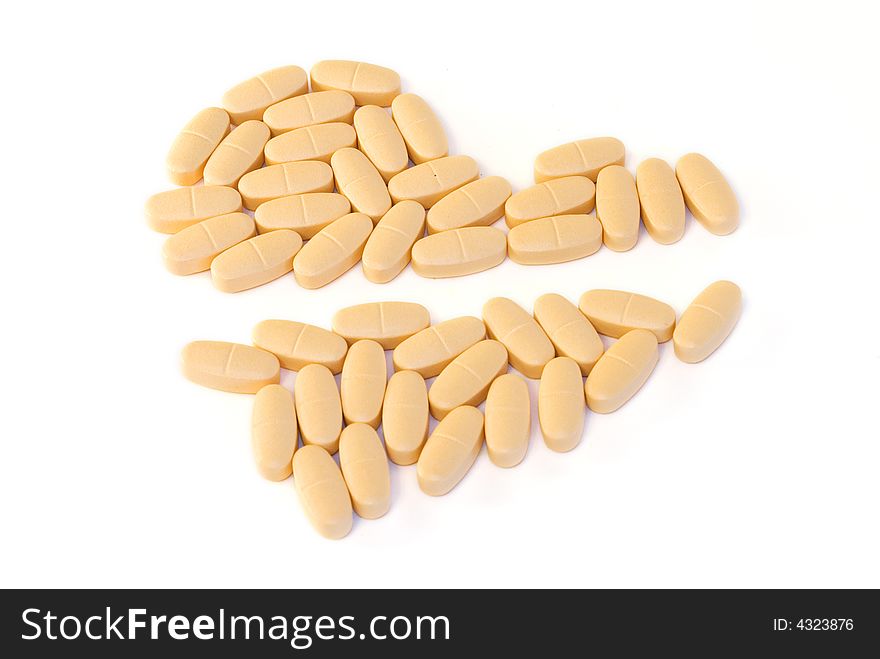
181;282;742;538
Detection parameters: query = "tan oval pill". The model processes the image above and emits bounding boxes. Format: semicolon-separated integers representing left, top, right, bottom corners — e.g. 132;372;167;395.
294;364;342;453
254;192;350;238
339;423;391;519
675;153;739;235
425;176;512;234
636;158;685;244
483;297;555;379
353;105;408;181
331;147;392;221
504;176;595;228
361;200;426;283
484;373;530;468
251;384;297;481
392;316;486;378
264;123;357;166
388;155;479;208
417;406;484;496
539;357;585;452
238;161;334;210
382;370;429;465
210;229;302;293
578;289;676;342
332;301;430;349
340;340;387;428
292;212;372;289
596;165;640;252
166;107;230;185
507;213;603;265
411;227;507;278
162;212;255;275
202;120;270;187
293;445;352;540
390;93;448;164
252;319;348;373
534;293;604;376
181;341;280;394
673;280;742;363
310;60;400;107
222;65;308;124
145;186;242;234
428;340;508;420
534;137;625;183
263;90;356;136
585;329;659;414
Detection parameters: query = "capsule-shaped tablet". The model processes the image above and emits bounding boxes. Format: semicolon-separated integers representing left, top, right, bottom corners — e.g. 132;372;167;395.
263;90;356;136
264;123;357;166
578;289;676;342
673;281;742;363
392;315;487;378
388;155;480;208
332;301;430;349
428;340;508;420
294;364;343;453
390;93;448;164
162;212;256;275
504;176;595;228
292;212;373;289
675;153;739;235
539;357;585;452
636;158;685;244
310;60;401;107
222;65;309;124
202;120;270;187
484;373;530;468
534;137;625;183
254;193;350;238
507;213;603;265
425;176;512;234
340;340;387;428
417;406;484;496
361;201;426;283
339;423;391;519
330;148;392;221
252;319;348;373
482;297;555;379
292;445;352;540
411;227;507;278
382;370;429;465
238;161;334;210
596;165;640;252
145;186;242;234
585;330;659;414
181;341;280;394
353;105;408;181
165;107;230;185
251;384;297;481
533;293;604;376
210;229;302;293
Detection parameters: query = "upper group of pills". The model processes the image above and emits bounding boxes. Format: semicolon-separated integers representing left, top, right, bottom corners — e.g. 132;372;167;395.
146;61;740;291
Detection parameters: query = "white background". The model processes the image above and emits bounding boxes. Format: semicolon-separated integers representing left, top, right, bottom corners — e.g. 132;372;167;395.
1;0;877;589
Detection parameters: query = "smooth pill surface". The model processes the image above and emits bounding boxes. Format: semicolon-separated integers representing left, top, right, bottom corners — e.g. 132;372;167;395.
338;423;391;519
382;370;429;465
353;105;408;181
426;176;511;233
673;280;742;363
222;65;308;124
166;107;230;185
145;186;242;234
390;93;448;164
252;319;348;373
251;384;297;481
340;340;387;428
417;406;484;496
392;316;486;378
596;165;640;252
388;155;479;208
586;329;659;414
534;293;604;375
162;212;255;275
504;176;595;228
264;123;357;166
361;200;426;283
675;153;739;235
636;158;686;244
332;301;430;349
294;364;342;453
202;120;270;187
238;161;334;210
254;192;350;238
428;340;508;419
539;357;585;452
181;341;280;394
293;445;352;540
292;212;373;289
484;373;530;467
310;60;401;106
330;147;392;221
410;227;507;278
210;230;302;293
534;137;625;183
507;213;602;265
578;289;676;342
263;90;356;135
483;297;555;378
